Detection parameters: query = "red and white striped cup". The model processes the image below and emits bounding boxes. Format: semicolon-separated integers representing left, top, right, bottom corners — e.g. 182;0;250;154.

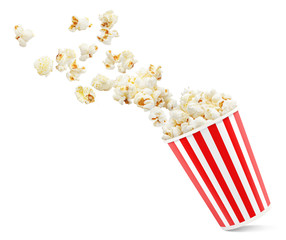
166;108;270;230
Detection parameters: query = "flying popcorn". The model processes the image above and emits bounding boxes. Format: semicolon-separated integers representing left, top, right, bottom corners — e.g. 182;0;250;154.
135;76;157;90
14;25;34;47
79;43;98;61
66;59;86;81
117;50;137;73
56;48;76;72
97;28;119;45
103;50;121;70
134;89;155;111
69;16;92;32
34;56;53;77
92;74;113;91
149;107;167;127
99;10;118;29
113;75;137;104
136;65;162;81
75;86;96;104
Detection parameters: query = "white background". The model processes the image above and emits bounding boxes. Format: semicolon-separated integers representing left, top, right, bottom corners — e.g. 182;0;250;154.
0;0;285;239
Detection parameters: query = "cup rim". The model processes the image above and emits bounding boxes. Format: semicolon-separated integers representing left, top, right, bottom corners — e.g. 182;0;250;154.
163;107;239;144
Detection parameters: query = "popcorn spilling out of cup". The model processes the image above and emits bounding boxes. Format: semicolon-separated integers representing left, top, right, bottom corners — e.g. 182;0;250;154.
16;10;237;140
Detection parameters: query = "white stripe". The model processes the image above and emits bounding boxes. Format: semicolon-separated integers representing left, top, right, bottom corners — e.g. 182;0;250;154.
175;140;229;227
229;115;268;209
201;128;249;221
217;121;260;215
187;135;239;225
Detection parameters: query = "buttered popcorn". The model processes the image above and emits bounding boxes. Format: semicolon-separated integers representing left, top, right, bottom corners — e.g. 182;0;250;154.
14;25;34;47
99;10;118;29
92;74;113;91
79;43;98;61
97;29;119;45
66;59;86;81
34;56;53;76
75;86;95;104
113;75;137;104
56;48;76;72
69;16;92;32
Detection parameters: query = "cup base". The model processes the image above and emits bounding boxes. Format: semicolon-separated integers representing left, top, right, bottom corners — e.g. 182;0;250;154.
221;204;271;231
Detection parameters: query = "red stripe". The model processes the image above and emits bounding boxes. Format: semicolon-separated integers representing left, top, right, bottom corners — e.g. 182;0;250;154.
193;132;245;223
208;123;256;218
168;142;225;227
223;117;265;212
179;138;234;226
233;112;270;206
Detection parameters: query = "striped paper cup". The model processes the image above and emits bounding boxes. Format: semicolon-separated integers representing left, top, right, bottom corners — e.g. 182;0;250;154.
166;108;270;230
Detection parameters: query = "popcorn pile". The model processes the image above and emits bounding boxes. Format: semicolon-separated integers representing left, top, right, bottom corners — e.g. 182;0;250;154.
18;10;237;141
162;89;237;140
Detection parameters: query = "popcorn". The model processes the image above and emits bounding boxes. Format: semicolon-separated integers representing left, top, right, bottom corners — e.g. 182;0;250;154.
186;103;205;118
135;76;157;90
56;48;76;72
92;74;113;91
14;25;34;47
221;99;237;115
34;56;53;77
137;64;162;81
97;28;119;45
75;86;96;104
134;89;155;111
204;108;220;120
117;51;137;73
169;109;189;125
103;50;121;70
99;10;118;29
66;59;86;81
113;75;137;104
69;16;92;32
166;98;178;111
149;107;167;127
79;43;98;61
162;124;182;140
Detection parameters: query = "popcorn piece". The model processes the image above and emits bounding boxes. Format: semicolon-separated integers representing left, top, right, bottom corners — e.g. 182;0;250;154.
162;124;182;140
99;10;118;29
103;50;121;70
14;25;34;47
79;43;98;61
66;59;86;81
69;16;92;32
34;56;53;77
169;109;189;125
135;76;157;90
75;86;95;104
113;75;137;104
97;29;119;45
134;89;155;111
221;99;237;115
137;65;162;81
56;48;76;72
186;103;205;118
192;117;207;129
149;107;167;127
117;50;137;73
92;74;113;91
204;108;220;120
